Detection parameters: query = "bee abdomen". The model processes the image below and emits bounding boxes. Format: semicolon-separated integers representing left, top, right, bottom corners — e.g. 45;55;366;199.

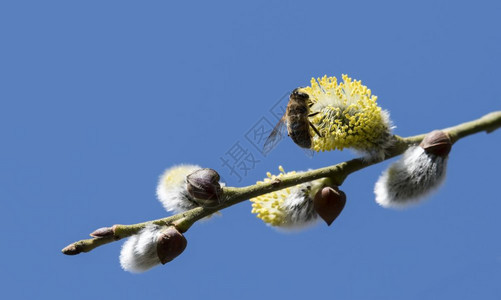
289;120;311;149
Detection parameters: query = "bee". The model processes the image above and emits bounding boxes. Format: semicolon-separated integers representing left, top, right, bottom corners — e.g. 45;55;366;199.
263;88;322;155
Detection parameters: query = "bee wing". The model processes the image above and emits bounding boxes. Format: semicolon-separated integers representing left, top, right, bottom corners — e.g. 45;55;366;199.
302;148;315;158
263;117;287;155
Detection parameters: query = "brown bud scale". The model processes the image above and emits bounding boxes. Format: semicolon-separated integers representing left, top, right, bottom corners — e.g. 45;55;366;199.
156;226;188;265
61;244;80;255
420;130;452;157
313;186;346;226
186;168;222;206
90;227;114;238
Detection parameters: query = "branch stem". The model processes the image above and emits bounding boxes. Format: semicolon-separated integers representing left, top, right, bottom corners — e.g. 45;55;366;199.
62;111;501;255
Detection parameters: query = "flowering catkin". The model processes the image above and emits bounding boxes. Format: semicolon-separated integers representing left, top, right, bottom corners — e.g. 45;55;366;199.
250;166;330;229
302;75;394;160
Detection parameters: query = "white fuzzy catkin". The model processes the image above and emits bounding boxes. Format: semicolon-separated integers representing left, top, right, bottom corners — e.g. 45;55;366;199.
279;185;319;229
119;224;163;273
156;165;201;214
374;146;448;208
358;109;395;162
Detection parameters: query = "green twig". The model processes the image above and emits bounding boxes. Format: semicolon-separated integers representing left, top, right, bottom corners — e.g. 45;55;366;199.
62;111;501;255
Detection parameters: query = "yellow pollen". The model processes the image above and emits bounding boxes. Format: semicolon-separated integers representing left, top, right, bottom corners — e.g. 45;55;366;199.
301;74;392;153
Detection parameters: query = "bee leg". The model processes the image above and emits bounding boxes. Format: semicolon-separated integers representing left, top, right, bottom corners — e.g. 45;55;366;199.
308;112;320;117
308;101;316;108
309;121;323;138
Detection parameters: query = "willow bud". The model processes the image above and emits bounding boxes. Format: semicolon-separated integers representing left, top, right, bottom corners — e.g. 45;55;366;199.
313;186;346;226
420;130;452;157
89;226;114;238
186;168;222;207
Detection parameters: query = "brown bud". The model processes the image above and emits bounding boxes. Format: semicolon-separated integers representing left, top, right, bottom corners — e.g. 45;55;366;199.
186;168;222;207
420;130;452;157
89;226;114;238
61;244;80;255
313;186;346;226
156;226;187;265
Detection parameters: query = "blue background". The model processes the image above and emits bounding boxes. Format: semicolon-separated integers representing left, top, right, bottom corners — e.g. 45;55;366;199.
1;1;500;299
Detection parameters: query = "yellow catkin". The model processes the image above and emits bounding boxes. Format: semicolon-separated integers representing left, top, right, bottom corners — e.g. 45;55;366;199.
301;75;391;153
250;167;328;227
249;167;291;226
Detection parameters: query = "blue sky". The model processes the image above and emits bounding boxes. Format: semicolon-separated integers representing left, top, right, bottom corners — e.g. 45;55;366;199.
1;1;500;299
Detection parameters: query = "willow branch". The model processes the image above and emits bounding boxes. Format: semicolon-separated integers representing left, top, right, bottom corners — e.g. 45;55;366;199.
62;111;501;255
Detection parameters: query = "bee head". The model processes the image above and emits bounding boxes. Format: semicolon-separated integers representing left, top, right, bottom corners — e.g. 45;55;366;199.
291;88;309;100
